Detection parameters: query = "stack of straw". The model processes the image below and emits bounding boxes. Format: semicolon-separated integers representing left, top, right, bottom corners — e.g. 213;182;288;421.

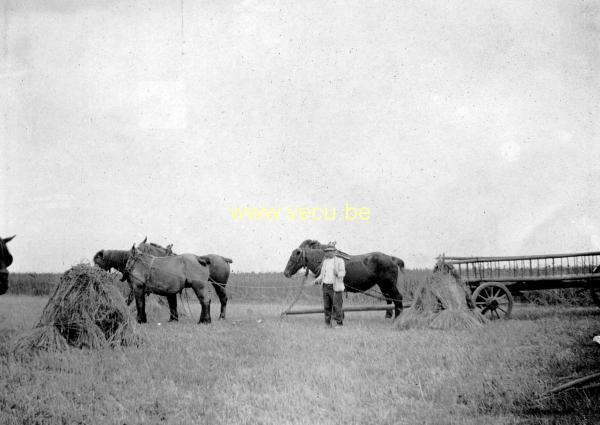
396;268;488;330
13;264;142;352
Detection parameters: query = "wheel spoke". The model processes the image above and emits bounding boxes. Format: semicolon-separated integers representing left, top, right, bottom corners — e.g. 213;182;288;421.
497;306;507;314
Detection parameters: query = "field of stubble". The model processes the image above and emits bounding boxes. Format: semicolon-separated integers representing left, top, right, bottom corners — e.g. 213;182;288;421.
1;290;600;425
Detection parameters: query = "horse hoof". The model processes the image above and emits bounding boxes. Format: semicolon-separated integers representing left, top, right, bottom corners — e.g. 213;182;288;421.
168;318;178;323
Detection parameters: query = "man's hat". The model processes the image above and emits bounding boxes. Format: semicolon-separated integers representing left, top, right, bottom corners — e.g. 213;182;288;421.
323;243;337;252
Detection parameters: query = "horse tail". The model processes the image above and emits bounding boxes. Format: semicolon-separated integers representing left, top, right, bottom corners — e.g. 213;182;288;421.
390;256;405;274
221;256;233;264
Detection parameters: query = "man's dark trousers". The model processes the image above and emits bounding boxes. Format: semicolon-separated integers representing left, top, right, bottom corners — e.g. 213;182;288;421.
322;283;343;325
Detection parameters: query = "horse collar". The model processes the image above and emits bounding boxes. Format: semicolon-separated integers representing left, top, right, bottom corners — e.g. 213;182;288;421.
147;256;156;282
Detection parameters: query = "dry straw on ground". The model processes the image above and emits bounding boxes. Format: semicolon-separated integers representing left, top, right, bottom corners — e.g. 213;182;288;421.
395;268;488;330
13;264;142;353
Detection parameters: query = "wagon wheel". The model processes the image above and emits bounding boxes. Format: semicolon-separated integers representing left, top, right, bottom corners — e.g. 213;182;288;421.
471;283;513;320
590;287;600;307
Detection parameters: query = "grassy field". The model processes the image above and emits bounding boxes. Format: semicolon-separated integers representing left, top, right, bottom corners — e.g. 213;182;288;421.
6;270;595;306
1;292;600;424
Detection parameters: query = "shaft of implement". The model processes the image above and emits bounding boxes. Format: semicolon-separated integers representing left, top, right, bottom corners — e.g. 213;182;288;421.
285;305;395;315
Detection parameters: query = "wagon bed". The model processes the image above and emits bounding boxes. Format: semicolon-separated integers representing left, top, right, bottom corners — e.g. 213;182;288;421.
440;250;600;319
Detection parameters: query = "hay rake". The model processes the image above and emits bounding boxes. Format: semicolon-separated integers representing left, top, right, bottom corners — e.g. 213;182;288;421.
439;251;600;320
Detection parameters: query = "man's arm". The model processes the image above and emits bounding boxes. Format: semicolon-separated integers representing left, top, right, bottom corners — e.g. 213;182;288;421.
335;258;346;279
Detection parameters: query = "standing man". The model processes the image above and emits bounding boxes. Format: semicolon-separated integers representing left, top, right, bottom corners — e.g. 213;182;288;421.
314;244;346;328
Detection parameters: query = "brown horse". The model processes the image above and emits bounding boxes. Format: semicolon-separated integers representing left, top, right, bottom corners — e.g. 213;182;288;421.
137;238;232;320
0;235;15;295
284;247;403;318
125;245;213;324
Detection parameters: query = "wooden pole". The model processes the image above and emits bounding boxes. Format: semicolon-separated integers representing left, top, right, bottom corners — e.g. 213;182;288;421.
284;305;397;315
546;371;600;394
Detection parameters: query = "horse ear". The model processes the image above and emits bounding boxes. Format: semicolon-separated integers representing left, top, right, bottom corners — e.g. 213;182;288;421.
142;236;147;243
131;244;136;252
3;235;15;244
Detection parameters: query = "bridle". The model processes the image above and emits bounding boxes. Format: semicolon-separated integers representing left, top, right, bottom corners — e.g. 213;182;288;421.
297;248;325;277
300;249;307;268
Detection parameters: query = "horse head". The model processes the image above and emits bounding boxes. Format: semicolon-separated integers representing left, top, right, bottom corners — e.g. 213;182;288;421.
93;250;109;270
0;235;16;295
284;248;305;278
284;248;324;277
137;239;172;257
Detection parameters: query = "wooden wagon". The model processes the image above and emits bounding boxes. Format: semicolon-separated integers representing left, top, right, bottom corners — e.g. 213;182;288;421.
440;251;600;320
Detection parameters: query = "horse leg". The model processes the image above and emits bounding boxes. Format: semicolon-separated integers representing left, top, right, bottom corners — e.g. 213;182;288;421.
388;285;403;318
385;297;393;319
191;282;212;324
377;284;402;319
167;294;178;322
125;289;134;306
375;283;394;319
212;280;228;320
133;285;147;324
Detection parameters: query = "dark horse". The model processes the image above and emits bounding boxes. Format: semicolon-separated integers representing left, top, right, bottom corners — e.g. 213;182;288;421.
136;238;233;320
125;245;213;324
93;249;135;303
284;247;404;318
0;235;15;295
93;249;129;275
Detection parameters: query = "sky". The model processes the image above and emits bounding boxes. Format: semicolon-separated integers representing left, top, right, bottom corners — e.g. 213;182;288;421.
1;0;599;272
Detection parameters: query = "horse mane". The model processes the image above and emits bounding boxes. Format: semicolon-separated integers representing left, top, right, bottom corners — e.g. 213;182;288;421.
298;239;322;249
140;242;171;254
298;239;351;259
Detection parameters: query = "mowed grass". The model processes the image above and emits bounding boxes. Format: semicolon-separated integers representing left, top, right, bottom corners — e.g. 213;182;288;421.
1;296;600;425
